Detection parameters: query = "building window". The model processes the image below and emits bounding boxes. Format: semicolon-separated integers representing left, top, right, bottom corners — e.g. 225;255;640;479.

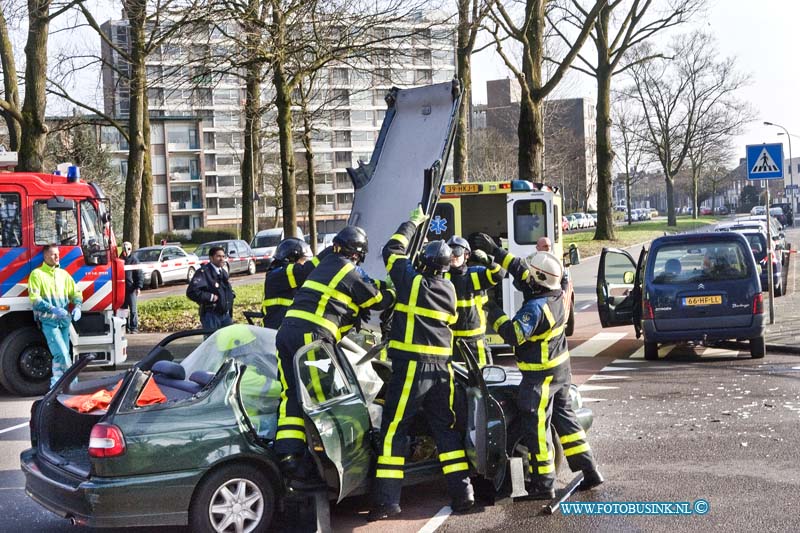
334;151;352;166
335;172;351;188
414;69;432;85
373;68;391;85
333;131;351;148
432;49;455;66
331;89;349;106
337;192;354;209
413;49;431;66
331;68;349;85
351;131;374;144
332;110;350;127
219;197;236;209
315;173;334;186
317;194;335;210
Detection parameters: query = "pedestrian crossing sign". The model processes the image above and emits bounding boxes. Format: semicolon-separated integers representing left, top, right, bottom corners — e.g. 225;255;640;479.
746;143;784;180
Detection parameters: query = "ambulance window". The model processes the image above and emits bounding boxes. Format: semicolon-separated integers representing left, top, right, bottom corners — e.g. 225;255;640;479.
513;200;547;245
33;201;78;246
553;204;560;243
0;193;22;247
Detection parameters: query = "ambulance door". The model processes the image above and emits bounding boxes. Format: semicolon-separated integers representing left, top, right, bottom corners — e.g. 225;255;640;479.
503;193;550;317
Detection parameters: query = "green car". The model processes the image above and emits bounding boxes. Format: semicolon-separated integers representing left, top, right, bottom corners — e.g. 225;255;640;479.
21;325;592;531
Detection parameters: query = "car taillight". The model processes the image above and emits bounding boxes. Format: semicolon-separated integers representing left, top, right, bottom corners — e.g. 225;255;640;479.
643;299;654;320
89;423;126;458
752;293;763;315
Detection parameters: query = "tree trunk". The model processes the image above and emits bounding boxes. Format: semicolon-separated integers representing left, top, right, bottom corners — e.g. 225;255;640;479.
122;0;146;245
517;0;545;182
0;7;21;151
692;171;699;220
301;106;317;254
17;0;51;172
454;0;471;183
241;61;261;242
666;174;676;226
139;98;154;246
272;9;296;237
626;176;632;225
593;8;615;240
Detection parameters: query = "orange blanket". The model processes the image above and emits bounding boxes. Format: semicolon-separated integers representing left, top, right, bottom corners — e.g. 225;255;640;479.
63;378;167;413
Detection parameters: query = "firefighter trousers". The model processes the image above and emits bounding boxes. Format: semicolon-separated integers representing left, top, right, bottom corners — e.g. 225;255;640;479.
274;327;328;456
42;322;71;388
374;357;472;507
452;336;492;367
517;363;596;490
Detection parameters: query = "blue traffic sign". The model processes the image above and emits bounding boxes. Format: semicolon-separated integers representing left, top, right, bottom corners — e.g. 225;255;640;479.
746;143;784;180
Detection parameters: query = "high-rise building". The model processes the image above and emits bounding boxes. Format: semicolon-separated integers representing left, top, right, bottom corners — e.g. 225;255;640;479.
99;17;456;237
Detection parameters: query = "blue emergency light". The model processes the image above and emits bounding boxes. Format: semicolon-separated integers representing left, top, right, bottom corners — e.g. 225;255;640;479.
510;180;533;191
67;165;80;183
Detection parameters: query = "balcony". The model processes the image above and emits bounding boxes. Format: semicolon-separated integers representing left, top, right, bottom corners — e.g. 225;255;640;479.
169;171;201;182
170;201;203;211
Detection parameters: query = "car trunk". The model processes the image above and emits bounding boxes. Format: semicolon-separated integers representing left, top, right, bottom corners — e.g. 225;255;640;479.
651;278;756;331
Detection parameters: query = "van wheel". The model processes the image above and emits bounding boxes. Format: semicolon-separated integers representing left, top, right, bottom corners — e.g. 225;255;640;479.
644;341;659;360
150;272;161;290
750;336;766;359
247;260;256;275
0;327;51;396
189;463;275;533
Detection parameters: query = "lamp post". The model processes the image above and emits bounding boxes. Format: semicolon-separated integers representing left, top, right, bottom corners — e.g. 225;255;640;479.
764;121;795;226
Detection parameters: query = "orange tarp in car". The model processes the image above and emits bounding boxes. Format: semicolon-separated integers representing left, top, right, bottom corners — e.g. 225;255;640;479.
63;378;167;413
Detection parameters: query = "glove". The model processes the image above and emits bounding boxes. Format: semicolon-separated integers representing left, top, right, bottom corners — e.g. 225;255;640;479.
409;204;428;227
53;307;69;320
383;277;395;291
469;232;497;254
471;249;491;266
71;307;82;322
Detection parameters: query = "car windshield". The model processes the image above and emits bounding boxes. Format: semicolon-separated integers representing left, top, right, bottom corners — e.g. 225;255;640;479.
742;233;767;261
252;234;281;248
193;244;216;257
652;241;751;284
132;249;161;262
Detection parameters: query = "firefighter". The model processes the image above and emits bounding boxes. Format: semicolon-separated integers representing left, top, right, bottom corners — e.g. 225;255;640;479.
368;206;474;522
274;225;394;479
261;237;318;329
472;233;603;498
445;235;505;366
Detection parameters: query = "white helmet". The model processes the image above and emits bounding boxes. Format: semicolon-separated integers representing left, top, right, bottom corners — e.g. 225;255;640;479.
525;251;563;291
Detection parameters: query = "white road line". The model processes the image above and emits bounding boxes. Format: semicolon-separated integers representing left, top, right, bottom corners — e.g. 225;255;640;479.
587;374;630;381
612;359;645;364
600;366;637;372
0;422;27;435
577;384;619;392
570;332;628;358
579;303;593;311
418;505;452;533
579;397;607;403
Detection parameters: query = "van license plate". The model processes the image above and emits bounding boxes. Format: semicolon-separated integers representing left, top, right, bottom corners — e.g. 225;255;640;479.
683;295;722;306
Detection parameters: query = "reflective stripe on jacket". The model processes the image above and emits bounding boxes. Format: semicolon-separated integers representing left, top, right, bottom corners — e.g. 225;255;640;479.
262;255;321;329
445;261;505;338
28;263;82;325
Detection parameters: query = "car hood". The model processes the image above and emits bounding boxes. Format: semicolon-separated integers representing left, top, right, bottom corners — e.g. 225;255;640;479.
347;81;461;284
252;246;276;256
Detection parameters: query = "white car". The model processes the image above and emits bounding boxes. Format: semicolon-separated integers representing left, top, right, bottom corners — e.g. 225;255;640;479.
131;245;200;289
250;226;303;270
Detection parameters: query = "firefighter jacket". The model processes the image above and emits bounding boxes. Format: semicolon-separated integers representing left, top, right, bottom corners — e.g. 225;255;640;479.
488;289;569;372
261;253;327;329
186;263;235;318
445;261;505;338
28;263;82;327
382;221;458;361
283;253;394;342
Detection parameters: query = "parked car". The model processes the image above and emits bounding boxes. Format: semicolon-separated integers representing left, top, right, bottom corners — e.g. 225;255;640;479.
770;202;794;226
750;205;766;216
649;208;659;219
569;212;591;229
21;325;593;530
194;239;257;276
699;206;713;215
596;232;766;360
585;213;597;227
316;232;337;251
562;216;570;232
735;216;786;253
130;245;200;289
769;207;787;226
250;227;303;270
566;213;581;230
714;205;730;215
738;230;783;296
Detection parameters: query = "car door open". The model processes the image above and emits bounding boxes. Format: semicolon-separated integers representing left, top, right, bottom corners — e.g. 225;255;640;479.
597;248;640;328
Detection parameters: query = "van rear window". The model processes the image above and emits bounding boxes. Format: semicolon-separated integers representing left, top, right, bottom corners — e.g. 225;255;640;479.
651;242;751;284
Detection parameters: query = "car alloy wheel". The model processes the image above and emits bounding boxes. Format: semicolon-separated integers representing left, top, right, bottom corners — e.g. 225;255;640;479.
208;477;265;533
191;464;274;533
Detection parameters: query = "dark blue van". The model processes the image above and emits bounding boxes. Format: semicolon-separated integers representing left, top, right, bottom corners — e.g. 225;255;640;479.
596;232;766;360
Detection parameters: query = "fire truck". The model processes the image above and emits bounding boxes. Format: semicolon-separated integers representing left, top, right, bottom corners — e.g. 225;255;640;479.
0;154;127;396
428;180;579;349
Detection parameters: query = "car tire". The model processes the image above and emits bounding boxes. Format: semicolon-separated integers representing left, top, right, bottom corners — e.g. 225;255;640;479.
247;260;256;275
189;463;275;533
0;327;51;396
150;271;161;290
750;336;766;359
644;341;659;360
565;297;575;337
186;267;196;283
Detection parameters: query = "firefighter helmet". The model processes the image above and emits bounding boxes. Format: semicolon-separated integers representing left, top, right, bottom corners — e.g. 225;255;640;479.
274;237;311;263
419;240;452;273
446;235;471;257
525;251;563;291
333;225;369;262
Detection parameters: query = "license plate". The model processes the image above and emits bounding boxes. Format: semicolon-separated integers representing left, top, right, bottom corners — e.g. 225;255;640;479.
683;295;722;306
443;183;481;194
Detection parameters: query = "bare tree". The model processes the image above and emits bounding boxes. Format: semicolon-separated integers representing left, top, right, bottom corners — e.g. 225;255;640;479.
468;127;518;182
612;98;649;224
487;0;604;183
625;33;750;226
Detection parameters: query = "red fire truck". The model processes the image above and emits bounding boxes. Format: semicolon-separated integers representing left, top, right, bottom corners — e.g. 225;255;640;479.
0;155;127;396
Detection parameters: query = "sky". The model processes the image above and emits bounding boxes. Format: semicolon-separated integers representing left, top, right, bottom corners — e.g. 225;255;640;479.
471;0;800;169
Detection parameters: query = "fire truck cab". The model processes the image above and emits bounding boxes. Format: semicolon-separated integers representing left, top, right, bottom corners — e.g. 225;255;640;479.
0;159;127;396
429;180;578;350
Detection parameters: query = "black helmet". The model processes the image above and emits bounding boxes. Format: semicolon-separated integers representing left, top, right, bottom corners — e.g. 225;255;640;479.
274;238;311;263
419;240;452;273
447;235;471;257
333;226;369;262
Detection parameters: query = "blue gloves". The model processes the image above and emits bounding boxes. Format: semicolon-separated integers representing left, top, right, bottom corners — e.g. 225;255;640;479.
53;307;69;320
72;307;82;322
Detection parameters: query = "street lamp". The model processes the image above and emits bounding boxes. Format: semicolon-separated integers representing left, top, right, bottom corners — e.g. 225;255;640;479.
764;121;795;226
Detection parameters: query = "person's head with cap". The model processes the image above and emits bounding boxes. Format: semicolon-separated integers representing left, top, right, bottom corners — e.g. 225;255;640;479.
519;251;563;297
447;235;471;270
122;241;132;256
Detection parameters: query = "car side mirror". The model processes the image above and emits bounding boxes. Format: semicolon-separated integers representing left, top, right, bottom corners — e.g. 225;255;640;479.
229;250;237;256
481;365;506;385
623;271;635;284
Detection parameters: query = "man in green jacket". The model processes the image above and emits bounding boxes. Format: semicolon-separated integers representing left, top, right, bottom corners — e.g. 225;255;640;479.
28;244;82;388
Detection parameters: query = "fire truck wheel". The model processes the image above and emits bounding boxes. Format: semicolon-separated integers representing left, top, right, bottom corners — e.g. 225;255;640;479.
0;327;51;396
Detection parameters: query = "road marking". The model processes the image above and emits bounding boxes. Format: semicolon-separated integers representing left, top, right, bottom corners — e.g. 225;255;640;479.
612;359;645;364
579;303;593;311
600;366;637;372
0;423;26;436
570;332;627;357
587;374;629;381
579;397;607;403
577;384;619;392
418;505;452;533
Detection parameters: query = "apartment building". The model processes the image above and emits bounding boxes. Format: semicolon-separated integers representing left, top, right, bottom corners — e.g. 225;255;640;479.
100;17;456;236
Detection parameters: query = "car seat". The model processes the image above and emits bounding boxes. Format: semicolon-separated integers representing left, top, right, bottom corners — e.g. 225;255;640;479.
664;258;682;275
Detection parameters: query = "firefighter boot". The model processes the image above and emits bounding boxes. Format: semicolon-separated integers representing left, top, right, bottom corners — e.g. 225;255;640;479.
367;503;402;522
522;480;556;501
578;468;604;491
450;484;475;513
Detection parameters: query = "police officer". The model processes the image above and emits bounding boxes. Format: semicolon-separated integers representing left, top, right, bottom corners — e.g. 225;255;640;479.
473;235;603;498
261;238;319;329
368;206;474;522
446;235;505;366
274;225;394;478
186;245;235;330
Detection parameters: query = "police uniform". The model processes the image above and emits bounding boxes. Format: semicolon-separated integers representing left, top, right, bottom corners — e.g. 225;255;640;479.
186;262;235;330
487;253;598;495
372;221;472;514
261;252;324;329
274;251;393;456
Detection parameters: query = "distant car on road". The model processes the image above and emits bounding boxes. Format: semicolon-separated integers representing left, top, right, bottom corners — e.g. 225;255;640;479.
131;245;200;289
562;216;570;232
770;202;793;225
194;239;256;276
750;205;766;216
250;227;303;270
